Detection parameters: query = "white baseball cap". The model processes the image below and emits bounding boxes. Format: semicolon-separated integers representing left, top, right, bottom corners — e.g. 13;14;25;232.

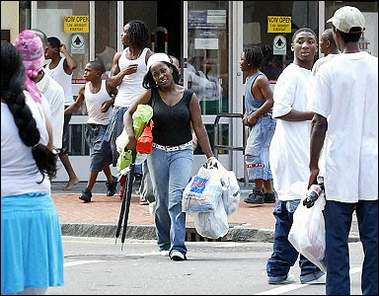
146;53;172;71
327;6;365;34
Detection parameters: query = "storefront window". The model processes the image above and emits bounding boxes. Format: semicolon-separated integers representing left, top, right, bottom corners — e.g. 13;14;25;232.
187;1;229;115
243;1;319;83
95;1;117;78
35;1;90;82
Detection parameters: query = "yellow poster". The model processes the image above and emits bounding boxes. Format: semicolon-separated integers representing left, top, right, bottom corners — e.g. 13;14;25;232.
267;16;291;33
64;15;89;33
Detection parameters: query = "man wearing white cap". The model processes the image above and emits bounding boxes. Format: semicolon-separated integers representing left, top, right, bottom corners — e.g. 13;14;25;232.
307;6;378;295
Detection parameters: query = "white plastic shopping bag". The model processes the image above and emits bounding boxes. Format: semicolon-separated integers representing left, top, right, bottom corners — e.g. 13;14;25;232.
288;192;327;272
182;166;224;212
192;197;229;239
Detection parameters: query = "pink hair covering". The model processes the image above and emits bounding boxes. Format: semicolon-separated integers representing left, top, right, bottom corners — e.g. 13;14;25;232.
14;30;45;103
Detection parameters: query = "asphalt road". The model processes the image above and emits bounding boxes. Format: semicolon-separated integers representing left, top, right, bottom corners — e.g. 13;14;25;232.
48;237;365;295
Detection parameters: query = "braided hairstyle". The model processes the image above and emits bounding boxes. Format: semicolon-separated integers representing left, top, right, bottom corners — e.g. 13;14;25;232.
1;42;57;182
124;20;150;49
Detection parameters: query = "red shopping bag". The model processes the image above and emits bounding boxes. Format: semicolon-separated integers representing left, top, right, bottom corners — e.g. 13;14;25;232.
136;119;154;154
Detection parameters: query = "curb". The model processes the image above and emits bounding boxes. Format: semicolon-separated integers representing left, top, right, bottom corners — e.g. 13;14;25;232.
60;223;360;243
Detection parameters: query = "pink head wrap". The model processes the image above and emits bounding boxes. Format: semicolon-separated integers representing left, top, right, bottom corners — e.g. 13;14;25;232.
14;30;45;103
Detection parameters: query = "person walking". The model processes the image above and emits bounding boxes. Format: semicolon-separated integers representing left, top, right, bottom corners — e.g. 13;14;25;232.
312;28;340;75
123;53;215;261
266;27;325;284
239;45;276;204
307;6;378;295
1;40;64;295
29;28;65;154
104;20;154;199
45;36;79;190
65;60;118;203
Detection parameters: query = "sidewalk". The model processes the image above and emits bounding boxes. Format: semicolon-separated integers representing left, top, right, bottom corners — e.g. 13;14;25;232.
51;181;359;243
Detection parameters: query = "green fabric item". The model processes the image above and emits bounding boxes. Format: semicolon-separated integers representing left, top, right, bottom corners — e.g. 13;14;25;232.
117;104;153;173
132;104;153;139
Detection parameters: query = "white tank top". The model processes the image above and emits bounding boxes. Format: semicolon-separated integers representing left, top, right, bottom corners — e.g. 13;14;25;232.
85;80;113;125
45;57;74;106
114;47;149;108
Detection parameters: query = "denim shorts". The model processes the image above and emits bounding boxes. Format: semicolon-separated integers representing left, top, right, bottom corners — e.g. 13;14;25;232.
59;111;72;155
245;116;276;181
85;124;109;172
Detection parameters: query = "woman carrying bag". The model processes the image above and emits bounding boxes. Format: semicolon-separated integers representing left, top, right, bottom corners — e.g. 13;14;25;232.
123;53;215;261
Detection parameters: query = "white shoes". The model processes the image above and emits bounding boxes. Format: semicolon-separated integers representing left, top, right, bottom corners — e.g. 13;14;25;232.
169;250;187;261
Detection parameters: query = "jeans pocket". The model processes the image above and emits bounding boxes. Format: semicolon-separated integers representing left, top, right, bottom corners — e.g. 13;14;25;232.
286;199;301;213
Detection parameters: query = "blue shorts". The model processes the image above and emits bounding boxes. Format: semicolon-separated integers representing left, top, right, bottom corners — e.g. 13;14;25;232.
85;124;109;172
245;116;276;181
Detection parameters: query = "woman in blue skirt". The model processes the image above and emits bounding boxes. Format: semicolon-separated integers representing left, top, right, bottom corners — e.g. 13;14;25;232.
1;35;64;295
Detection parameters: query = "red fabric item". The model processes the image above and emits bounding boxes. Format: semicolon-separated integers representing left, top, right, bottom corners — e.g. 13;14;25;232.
136;119;154;154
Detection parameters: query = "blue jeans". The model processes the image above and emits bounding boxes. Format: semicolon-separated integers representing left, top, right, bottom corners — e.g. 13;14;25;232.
245;116;276;181
324;200;378;295
147;145;193;255
267;200;323;280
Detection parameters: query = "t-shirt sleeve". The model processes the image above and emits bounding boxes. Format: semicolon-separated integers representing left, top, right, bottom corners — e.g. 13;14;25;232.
272;69;296;118
307;69;331;118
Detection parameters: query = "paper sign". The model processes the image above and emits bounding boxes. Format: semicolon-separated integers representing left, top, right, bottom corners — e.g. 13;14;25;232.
268;16;291;33
64;15;89;33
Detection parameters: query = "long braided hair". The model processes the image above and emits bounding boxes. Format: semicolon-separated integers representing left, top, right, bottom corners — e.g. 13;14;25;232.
1;42;57;182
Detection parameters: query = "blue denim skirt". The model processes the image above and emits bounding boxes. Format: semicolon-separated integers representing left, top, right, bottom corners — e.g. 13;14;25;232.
1;192;64;294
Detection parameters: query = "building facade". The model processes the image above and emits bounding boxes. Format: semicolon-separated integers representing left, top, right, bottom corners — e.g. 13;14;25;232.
2;1;378;181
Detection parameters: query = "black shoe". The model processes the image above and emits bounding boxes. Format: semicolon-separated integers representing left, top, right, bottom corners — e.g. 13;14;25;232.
106;176;118;196
264;192;276;203
244;188;264;204
79;188;92;202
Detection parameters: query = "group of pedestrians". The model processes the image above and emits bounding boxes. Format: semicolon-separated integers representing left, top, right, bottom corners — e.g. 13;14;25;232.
1;5;377;296
241;6;377;295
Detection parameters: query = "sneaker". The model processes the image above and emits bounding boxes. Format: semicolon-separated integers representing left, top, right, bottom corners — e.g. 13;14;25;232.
268;273;295;285
159;250;170;257
169;250;187;261
244;188;264;204
139;196;149;205
300;270;325;284
79;188;92;203
264;192;276;203
106;176;118;196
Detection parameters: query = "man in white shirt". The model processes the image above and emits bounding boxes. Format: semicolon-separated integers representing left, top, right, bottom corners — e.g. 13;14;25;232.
307;6;378;295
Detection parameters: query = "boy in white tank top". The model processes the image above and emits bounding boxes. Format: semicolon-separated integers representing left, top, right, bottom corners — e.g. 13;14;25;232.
65;60;118;202
45;36;79;190
104;20;153;200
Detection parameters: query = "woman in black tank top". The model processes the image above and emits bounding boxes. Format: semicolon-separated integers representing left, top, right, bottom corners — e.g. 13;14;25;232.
123;53;216;261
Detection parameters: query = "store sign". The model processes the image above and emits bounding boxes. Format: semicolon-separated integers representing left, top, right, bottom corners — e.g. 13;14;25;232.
189;10;226;29
267;16;291;33
273;35;286;55
70;33;85;54
64;15;89;33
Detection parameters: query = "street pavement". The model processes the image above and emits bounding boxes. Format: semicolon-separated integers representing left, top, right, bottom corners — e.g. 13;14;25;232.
51;180;359;243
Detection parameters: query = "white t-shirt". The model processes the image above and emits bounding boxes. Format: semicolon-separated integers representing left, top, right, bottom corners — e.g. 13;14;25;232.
1;92;51;197
85;80;113;125
114;47;149;108
45;57;74;106
36;69;65;149
307;52;378;202
312;53;339;75
269;63;315;201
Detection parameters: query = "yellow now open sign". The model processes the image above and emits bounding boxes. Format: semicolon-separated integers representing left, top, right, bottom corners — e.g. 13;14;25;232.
267;16;291;33
64;15;89;33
